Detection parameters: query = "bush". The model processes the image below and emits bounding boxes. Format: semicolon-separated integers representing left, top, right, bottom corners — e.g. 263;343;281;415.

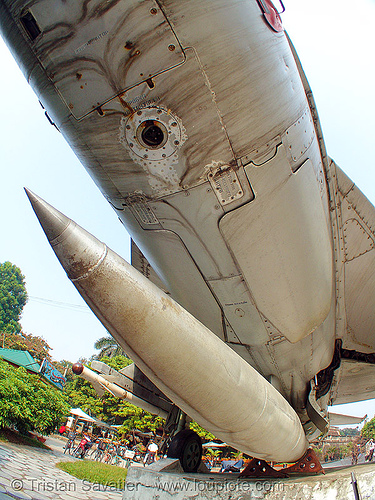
0;359;69;434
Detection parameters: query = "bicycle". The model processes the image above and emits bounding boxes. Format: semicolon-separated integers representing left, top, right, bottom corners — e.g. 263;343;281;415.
63;432;76;455
91;447;103;461
73;436;93;459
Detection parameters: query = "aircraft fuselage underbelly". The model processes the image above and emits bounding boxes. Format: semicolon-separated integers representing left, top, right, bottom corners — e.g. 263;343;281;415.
1;1;336;421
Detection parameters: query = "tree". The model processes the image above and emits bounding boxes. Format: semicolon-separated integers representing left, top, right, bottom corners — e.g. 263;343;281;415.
114;402;165;436
99;354;133;371
0;359;69;434
0;261;27;335
189;421;217;442
340;427;360;437
4;331;52;364
362;416;375;440
94;335;127;359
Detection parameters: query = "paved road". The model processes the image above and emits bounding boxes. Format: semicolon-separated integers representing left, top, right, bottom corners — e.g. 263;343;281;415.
0;438;124;500
322;453;367;469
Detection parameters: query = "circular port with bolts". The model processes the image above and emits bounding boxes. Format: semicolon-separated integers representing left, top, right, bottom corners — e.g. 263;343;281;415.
136;120;168;149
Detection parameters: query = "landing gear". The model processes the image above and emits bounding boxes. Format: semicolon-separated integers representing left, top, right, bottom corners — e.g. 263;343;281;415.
167;429;203;473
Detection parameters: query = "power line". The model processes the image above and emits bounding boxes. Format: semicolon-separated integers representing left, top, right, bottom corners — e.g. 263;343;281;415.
28;295;90;313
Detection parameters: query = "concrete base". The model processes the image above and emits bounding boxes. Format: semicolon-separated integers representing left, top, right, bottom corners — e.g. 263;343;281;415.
123;458;375;499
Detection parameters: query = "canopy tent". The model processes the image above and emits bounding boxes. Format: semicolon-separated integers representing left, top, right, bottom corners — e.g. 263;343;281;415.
69;408;116;430
70;408;96;422
202;441;228;448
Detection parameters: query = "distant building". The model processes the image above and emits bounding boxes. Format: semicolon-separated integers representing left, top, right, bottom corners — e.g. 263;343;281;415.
312;425;360;459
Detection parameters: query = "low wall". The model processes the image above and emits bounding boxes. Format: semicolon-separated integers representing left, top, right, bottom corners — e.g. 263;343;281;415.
123;458;375;500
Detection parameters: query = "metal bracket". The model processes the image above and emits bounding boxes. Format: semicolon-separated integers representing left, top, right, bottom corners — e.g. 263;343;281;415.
282;448;324;475
239;449;324;478
239;459;287;478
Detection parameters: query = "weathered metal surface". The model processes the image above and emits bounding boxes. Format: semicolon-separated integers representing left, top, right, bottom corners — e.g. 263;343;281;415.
282;108;316;168
331;359;375;405
8;0;185;119
3;0;374;458
221;151;333;343
26;189;308;462
207;166;246;206
239;459;288;478
281;448;323;476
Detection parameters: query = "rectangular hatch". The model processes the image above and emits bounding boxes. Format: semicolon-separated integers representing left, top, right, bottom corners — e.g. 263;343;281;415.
21;0;185;119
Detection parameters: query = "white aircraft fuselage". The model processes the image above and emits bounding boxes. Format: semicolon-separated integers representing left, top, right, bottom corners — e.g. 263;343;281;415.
2;0;374;462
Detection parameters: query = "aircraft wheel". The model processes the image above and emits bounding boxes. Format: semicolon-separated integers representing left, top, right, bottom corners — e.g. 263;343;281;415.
167;429;202;472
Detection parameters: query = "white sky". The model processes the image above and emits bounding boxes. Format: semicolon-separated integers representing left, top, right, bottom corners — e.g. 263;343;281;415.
0;0;374;421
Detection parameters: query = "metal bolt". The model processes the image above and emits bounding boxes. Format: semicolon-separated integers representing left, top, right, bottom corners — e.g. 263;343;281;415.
168;44;176;51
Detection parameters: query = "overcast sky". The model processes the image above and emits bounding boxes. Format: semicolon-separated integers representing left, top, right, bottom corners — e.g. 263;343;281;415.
0;0;374;420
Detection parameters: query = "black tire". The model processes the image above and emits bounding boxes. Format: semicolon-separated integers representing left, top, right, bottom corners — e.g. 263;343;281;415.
63;441;73;454
167;429;202;473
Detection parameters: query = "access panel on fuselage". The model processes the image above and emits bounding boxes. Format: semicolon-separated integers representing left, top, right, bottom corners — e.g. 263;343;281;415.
12;0;185;119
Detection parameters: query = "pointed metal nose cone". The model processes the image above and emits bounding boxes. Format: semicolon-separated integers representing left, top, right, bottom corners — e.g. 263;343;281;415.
24;188;71;243
24;190;308;462
25;188;107;281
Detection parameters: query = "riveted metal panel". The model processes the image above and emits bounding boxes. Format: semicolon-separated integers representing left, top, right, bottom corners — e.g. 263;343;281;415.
333;360;375;404
220;157;333;343
282;108;315;168
13;0;185;119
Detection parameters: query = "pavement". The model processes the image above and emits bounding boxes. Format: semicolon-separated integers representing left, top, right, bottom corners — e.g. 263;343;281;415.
322;453;366;468
0;436;123;500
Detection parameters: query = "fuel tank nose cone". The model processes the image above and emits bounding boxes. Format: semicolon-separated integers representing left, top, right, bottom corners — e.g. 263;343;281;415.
25;188;106;281
24;188;70;243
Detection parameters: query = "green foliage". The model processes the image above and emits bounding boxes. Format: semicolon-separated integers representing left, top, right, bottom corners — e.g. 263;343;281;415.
0;359;69;434
189;421;216;441
362;416;375;440
114;402;165;436
4;331;52;363
65;371;103;418
316;441;356;462
339;427;360;437
0;261;27;334
205;448;222;459
94;336;127;359
99;355;133;371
